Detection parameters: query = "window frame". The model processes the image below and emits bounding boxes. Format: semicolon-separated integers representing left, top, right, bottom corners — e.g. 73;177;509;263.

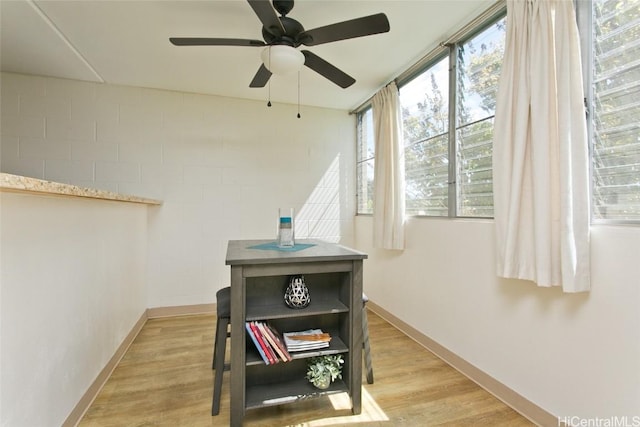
358;0;640;224
355;7;507;218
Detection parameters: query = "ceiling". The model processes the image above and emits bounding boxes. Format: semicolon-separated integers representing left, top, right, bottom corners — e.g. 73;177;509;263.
1;0;495;111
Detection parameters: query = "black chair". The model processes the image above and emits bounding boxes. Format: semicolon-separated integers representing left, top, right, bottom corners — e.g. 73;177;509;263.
362;293;374;385
211;287;374;416
211;287;230;416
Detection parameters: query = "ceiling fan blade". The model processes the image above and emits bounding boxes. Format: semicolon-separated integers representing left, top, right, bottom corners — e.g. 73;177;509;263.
297;13;390;46
249;64;272;87
247;0;285;36
170;38;265;47
302;50;355;89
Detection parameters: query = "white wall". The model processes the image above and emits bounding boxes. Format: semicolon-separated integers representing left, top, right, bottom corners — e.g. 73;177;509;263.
0;72;355;426
3;72;638;424
0;192;148;427
1;72;356;309
355;216;640;421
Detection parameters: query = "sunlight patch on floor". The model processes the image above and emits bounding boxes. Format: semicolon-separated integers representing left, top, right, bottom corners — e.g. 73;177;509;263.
296;388;389;426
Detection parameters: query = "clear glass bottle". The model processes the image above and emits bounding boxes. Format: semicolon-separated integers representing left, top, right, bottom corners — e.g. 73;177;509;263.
277;208;295;248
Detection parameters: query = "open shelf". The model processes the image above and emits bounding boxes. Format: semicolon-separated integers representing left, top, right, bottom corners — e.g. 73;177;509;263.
246;334;348;366
246;377;348;410
246;299;348;321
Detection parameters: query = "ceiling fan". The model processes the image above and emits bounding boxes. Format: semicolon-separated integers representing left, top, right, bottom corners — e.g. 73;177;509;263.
169;0;390;89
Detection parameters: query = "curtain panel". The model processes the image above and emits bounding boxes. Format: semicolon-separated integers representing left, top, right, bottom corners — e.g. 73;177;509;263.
372;82;405;250
493;0;590;292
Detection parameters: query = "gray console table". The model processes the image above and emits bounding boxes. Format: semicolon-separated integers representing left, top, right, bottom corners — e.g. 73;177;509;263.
225;239;367;426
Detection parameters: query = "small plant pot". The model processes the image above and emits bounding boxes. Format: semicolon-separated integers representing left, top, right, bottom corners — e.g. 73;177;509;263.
306;355;343;390
314;372;331;390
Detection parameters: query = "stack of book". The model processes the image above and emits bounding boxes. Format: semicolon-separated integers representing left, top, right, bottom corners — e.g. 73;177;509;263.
245;321;292;364
283;329;332;352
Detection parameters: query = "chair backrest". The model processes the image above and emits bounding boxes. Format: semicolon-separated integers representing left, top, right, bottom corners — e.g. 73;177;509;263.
216;287;231;318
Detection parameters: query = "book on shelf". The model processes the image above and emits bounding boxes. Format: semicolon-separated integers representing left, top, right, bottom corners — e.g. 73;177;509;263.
264;323;293;362
258;322;292;362
247;321;331;362
245;322;270;364
283;329;332;352
254;321;282;363
249;322;277;364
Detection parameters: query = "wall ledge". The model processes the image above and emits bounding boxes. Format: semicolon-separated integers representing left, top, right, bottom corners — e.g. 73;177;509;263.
0;173;162;205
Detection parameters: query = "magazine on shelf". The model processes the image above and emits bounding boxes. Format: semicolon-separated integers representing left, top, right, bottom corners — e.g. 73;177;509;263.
283;329;331;352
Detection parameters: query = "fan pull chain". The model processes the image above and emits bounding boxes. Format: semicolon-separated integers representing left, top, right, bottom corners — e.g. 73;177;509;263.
297;71;301;119
267;79;271;107
267;47;272;107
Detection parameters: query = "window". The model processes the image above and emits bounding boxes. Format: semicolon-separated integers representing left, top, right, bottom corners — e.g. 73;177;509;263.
357;13;506;217
588;0;640;221
401;56;451;216
402;18;505;218
455;22;505;217
358;1;640;222
356;107;374;214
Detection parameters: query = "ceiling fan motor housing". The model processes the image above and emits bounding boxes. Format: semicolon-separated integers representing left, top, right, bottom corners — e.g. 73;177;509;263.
262;16;305;46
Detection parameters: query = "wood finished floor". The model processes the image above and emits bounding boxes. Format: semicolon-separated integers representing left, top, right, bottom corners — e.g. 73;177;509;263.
79;311;534;426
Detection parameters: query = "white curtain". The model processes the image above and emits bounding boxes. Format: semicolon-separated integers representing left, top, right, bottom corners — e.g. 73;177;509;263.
493;0;590;292
372;82;405;250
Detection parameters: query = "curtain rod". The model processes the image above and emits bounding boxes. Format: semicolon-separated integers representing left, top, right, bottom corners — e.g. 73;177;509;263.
349;0;506;115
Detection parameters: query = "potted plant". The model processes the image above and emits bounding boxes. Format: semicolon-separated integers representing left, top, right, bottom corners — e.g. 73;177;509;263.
305;355;344;389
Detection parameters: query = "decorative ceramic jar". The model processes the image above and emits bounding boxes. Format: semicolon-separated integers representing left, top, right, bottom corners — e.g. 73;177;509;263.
284;275;310;309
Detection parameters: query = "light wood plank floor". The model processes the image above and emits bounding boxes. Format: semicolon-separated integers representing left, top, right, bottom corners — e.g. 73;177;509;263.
79;311;534;426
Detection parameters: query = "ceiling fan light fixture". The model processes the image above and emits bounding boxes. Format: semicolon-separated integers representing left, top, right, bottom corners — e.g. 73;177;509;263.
261;45;304;75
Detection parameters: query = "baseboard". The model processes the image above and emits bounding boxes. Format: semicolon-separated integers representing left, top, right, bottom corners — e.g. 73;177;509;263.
147;303;216;318
64;304;216;426
63;310;148;427
366;301;556;427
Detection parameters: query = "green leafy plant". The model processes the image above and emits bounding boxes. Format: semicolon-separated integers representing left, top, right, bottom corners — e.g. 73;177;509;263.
305;355;344;388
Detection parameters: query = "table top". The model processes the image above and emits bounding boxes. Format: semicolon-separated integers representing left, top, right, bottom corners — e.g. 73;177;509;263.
225;239;367;266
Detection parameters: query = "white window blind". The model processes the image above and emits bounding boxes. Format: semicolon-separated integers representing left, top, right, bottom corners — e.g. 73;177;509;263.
591;0;640;220
401;56;450;217
456;19;506;217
